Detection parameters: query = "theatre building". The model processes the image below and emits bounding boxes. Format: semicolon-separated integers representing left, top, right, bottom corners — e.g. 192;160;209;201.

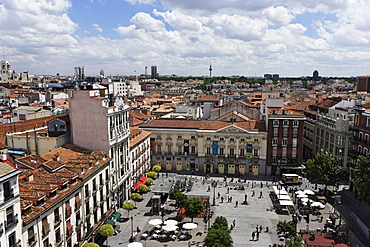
139;119;269;176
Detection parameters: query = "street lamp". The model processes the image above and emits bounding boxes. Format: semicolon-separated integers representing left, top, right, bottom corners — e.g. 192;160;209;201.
211;180;217;206
129;216;134;242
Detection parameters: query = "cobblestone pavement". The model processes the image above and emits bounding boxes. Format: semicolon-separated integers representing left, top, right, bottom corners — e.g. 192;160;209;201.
106;173;354;247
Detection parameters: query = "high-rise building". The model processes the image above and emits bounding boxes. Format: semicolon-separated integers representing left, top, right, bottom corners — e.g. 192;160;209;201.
313;70;319;79
151;65;158;78
1;60;12;81
356;76;370;93
69;89;131;206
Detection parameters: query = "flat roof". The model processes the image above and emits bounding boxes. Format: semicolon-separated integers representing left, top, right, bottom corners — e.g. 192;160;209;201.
152;182;174;194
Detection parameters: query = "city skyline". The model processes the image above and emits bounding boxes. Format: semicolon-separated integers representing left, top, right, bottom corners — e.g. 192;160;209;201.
1;0;370;77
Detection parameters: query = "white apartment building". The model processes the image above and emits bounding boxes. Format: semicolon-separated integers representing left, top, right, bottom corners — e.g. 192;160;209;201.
101;79;143;98
1;60;12;81
69;89;131;207
0;160;22;247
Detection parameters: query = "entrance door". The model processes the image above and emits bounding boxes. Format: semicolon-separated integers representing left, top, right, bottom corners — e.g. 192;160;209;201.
218;164;224;174
166;162;172;170
252;165;259;175
224;164;228;174
239;165;245;175
228;165;235;175
205;164;211;173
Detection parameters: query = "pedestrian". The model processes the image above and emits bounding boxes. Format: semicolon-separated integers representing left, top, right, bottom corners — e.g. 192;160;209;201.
235;201;238;207
227;188;230;194
251;231;255;241
259;225;262;233
256;231;260;240
230;196;233;202
207;185;210;192
260;182;263;188
217;192;220;198
245;194;248;202
256;225;259;232
259;191;263;198
221;196;224;203
265;226;269;232
252;190;255;197
233;219;236;227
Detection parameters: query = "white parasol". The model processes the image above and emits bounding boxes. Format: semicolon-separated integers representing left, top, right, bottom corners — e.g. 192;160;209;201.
311;201;325;209
182;223;198;230
127;243;143;247
162;224;178;231
303;189;315;195
148;219;163;226
296;193;308;198
164;219;178;225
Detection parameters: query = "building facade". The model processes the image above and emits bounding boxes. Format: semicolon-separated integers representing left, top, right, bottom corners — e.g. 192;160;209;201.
0;161;22;247
139;119;269;176
69;89;131;207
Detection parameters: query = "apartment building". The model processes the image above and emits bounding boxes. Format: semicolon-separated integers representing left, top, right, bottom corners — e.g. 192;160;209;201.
129;127;151;184
303;98;355;178
17;145;112;247
139;119;268;176
69;89;131;207
0;161;22;247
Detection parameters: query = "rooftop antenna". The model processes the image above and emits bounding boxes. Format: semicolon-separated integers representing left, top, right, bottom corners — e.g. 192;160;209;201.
209;62;212;77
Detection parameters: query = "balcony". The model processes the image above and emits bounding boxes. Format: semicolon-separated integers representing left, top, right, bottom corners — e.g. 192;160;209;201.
5;214;18;230
28;234;37;247
85;191;91;199
55;241;63;247
10;240;21;247
54;215;61;227
4;192;14;203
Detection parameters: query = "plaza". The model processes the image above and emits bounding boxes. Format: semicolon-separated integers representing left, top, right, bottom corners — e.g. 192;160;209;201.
105;172;348;247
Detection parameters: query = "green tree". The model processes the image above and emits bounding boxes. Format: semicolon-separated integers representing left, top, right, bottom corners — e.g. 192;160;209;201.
277;220;296;238
138;184;148;193
131;193;141;206
99;224;114;247
354;154;370;200
174;192;188;209
286;236;303;247
122;202;135;218
204;228;233;247
306;153;342;190
184;198;205;222
83;243;99;247
145;178;153;186
160;207;167;222
147;171;157;178
152;165;161;172
169;188;181;200
212;216;229;230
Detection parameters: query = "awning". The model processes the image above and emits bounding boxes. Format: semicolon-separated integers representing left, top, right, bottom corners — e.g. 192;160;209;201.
112;212;122;220
134;181;145;189
106;220;115;226
139;176;148;182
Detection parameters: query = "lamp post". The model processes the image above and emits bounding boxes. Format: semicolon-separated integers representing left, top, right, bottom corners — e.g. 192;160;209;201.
211;180;217;206
129;216;134;242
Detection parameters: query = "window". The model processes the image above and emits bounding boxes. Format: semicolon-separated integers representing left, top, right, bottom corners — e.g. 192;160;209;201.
240;148;245;156
206;137;211;140
230;138;235;141
167;145;172;152
283;128;288;136
191;146;196;153
292;148;297;158
273;147;277;156
292;138;297;147
272;138;278;145
240;138;245;142
282;139;287;146
282;147;287;156
219;148;224;155
177;146;182;153
273;120;279;126
220;137;224;141
254;139;259;142
293;120;298;126
178;136;182;139
19;114;26;120
283;120;288;126
191;136;196;139
206;147;211;155
253;149;258;157
229;148;235;155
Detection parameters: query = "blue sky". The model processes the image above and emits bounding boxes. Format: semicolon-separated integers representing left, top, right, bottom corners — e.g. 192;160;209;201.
1;0;370;77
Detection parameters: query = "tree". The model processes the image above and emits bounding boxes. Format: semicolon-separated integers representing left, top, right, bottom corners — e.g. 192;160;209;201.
84;243;99;247
204;228;233;247
131;193;141;206
212;216;228;230
306;153;342;191
122;202;135;218
354;154;370;200
174;192;188;209
99;224;114;247
184;198;205;222
145;178;153;186
147;171;157;178
138;184;148;193
277;220;296;238
286;236;303;247
152;165;161;172
160;207;167;222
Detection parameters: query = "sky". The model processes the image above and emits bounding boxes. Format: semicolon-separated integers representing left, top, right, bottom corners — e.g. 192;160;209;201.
1;0;370;77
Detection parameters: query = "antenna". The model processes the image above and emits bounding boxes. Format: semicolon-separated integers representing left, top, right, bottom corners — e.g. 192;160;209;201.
209;62;212;77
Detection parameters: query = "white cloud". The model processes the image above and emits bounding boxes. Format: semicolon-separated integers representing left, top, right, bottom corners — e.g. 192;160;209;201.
153;9;203;32
130;12;165;31
124;0;157;5
92;23;103;32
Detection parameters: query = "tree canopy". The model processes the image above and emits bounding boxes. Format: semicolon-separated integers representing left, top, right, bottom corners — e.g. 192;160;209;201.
184;198;205;222
170;189;188;208
83;243;99;247
354;154;370;199
277;220;296;238
147;171;157;178
131;193;141;205
286;236;303;247
204;216;233;247
145;178;153;186
152;165;161;172
138;184;148;193
306;153;342;186
122;202;135;217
